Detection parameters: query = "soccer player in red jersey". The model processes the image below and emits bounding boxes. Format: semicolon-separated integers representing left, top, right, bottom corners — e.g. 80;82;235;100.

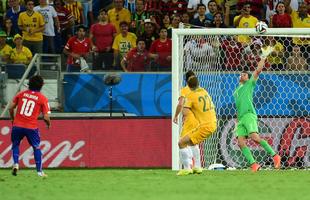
9;75;51;177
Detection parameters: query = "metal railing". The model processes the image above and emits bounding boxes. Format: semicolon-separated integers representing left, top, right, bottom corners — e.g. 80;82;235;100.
0;53;62;118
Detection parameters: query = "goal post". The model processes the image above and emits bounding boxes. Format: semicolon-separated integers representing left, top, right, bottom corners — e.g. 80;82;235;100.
172;28;310;171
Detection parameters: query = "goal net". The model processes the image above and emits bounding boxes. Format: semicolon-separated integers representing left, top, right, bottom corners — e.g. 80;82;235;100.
172;28;310;170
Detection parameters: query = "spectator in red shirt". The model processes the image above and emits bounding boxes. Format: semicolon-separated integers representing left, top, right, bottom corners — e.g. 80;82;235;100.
145;0;162;16
165;0;188;16
121;38;149;72
54;0;75;32
149;27;172;71
63;25;92;72
54;0;75;53
90;9;117;70
269;2;292;28
144;0;162;24
9;75;51;177
269;2;293;55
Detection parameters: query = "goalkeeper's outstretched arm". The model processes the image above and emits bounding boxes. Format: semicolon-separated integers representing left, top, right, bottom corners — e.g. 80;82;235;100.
253;46;274;80
253;57;266;80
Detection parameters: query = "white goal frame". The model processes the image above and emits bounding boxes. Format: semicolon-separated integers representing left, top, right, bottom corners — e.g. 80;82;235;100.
171;28;310;170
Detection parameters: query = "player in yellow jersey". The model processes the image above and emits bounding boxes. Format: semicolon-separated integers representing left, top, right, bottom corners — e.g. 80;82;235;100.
174;73;217;176
173;71;202;175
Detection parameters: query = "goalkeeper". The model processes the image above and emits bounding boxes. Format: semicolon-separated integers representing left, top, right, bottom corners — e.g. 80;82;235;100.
233;47;281;172
173;73;217;176
173;71;203;174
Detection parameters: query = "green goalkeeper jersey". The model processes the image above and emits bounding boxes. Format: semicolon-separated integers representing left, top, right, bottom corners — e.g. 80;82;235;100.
233;76;257;120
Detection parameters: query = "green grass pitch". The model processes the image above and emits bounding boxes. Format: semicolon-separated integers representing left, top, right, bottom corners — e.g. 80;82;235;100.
0;169;309;200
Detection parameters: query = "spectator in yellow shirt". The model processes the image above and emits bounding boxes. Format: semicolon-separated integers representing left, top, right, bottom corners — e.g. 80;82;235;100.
0;31;13;63
233;3;258;44
287;2;310;65
18;0;45;54
10;34;33;65
112;21;137;70
263;37;284;71
108;0;131;34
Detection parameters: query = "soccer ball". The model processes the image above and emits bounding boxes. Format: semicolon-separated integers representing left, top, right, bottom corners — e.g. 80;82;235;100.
255;21;268;34
208;163;226;170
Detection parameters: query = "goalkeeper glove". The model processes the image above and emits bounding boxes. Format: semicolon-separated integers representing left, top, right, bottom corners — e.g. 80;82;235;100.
260;46;274;59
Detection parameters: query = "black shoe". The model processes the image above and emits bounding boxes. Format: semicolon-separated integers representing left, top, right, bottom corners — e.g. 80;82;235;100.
12;165;19;176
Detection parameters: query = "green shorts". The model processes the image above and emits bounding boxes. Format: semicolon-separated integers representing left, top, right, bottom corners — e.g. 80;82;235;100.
236;113;258;137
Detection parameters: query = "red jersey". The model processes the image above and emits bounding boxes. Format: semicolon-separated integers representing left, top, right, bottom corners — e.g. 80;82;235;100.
124;48;149;71
64;36;91;65
165;0;188;16
56;6;74;29
144;0;163;24
149;39;172;67
13;90;50;129
272;14;292;28
144;0;162;11
90;23;116;52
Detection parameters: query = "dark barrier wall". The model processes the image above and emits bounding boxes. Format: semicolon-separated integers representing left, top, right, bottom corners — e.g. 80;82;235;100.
0;118;171;168
63;73;309;117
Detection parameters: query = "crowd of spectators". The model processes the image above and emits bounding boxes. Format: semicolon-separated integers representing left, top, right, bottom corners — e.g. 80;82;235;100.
0;0;309;73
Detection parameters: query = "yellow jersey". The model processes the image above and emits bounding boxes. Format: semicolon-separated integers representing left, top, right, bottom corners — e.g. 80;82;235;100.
0;44;13;59
108;8;131;34
184;87;216;125
18;11;45;41
112;32;137;59
64;1;83;24
180;86;199;137
10;46;33;64
180;86;191;98
234;15;258;44
291;11;310;45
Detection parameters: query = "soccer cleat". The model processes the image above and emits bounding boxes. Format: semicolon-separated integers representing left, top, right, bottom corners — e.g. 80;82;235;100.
273;154;281;169
11;164;19;176
38;172;48;178
176;169;193;176
193;168;203;174
251;163;261;172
